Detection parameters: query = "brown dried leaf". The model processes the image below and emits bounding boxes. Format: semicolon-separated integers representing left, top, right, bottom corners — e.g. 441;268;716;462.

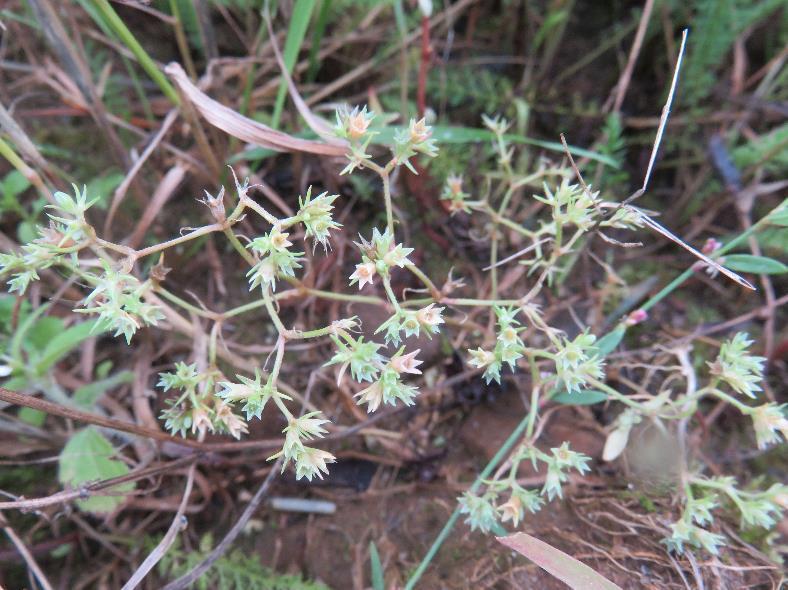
165;62;347;157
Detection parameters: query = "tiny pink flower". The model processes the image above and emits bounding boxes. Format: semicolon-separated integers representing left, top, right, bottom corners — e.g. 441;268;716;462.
417;304;445;328
701;238;723;255
270;229;292;250
191;407;214;435
355;381;384;412
625;309;648;326
348;112;371;140
350;262;376;289
390;349;423;375
409;118;431;143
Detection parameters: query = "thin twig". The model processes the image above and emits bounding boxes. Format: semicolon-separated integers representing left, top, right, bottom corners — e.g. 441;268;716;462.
122;463;197;590
608;0;656;113
1;517;55;590
0;455;197;511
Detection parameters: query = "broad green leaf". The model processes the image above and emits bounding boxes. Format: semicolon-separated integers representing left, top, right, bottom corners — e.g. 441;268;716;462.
0;295;21;329
85;171;125;210
594;325;626;357
552;389;608;405
498;532;622;590
26;316;65;352
16;220;37;244
73;370;134;409
58;427;134;513
724;254;788;275
757;227;788;254
369;541;384;590
769;208;788;227
18;407;46;427
1;169;31;199
37;319;104;374
10;303;49;364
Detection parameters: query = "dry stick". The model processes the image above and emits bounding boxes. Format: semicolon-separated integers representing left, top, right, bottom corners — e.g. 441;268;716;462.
417;14;431;119
0;101;57;198
0;455;197;511
690;293;788;340
608;0;655;113
0;386;210;450
0;386;401;453
121;463;196;590
28;0;138;196
160;457;283;590
1;518;55;590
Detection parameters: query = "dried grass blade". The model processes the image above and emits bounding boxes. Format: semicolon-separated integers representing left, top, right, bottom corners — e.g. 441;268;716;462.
164;62;347;156
498;532;622;590
630;207;756;290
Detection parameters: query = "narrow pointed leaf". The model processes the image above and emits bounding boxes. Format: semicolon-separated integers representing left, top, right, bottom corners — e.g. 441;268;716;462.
369;541;385;590
552;389;608;405
724;254;787;275
498;532;622;590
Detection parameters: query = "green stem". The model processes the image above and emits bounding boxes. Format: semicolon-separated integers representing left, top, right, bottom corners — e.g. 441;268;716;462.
294;324;339;339
156;286;218;319
242;197;280;225
406;264;440;299
88;0;180;105
586;378;646;411
382;171;394;236
223;227;257;267
133;224;222;260
382;277;402;313
269;336;286;384
481;206;534;238
262;288;288;335
525;356;540;439
301;287;385;306
705;389;753;414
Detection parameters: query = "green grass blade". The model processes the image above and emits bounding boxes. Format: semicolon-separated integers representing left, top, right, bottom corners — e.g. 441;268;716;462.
270;0;316;130
306;0;332;82
85;0;180;105
369;541;384;590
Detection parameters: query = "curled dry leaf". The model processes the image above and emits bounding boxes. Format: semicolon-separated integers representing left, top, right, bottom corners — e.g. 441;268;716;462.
165;62;348;157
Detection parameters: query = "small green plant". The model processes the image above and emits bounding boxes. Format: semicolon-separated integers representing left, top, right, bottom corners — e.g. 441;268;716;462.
157;533;329;590
2;95;786;580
